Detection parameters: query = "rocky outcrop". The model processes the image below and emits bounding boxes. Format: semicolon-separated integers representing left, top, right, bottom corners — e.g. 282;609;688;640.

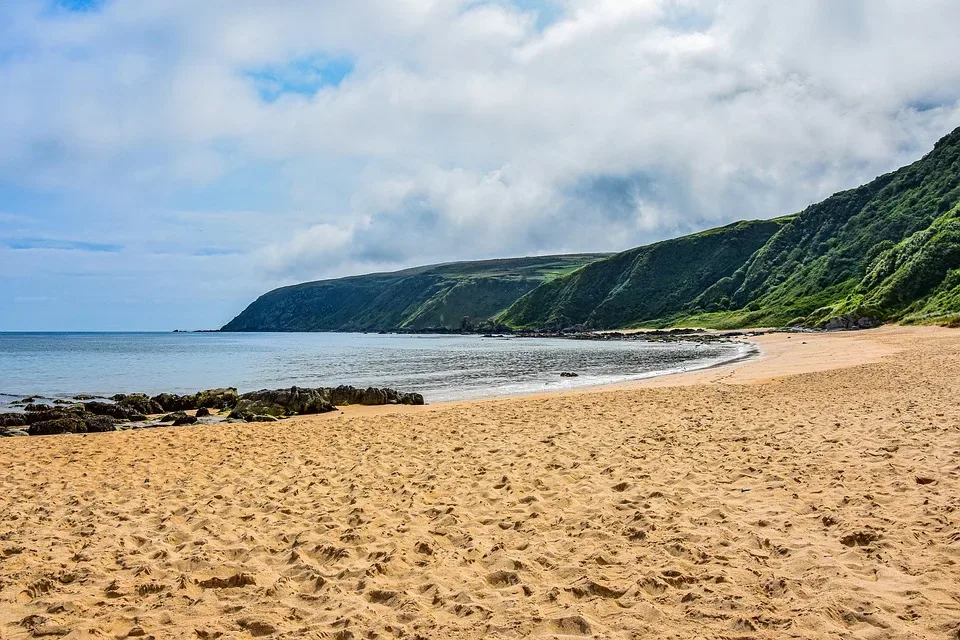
81;415;121;433
115;394;164;415
325;385;425;407
4;384;423;434
83;401;147;422
30;416;87;436
159;411;198;426
152;393;196;412
0;413;30;427
821;314;882;331
151;388;239;412
195;388;239;409
228;385;424;422
29;413;119;436
229;387;336;421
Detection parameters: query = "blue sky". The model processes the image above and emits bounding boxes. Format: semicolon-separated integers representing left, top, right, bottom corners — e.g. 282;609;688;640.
2;0;960;330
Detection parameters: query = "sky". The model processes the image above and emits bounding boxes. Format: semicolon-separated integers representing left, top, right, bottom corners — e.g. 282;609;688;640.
2;0;960;331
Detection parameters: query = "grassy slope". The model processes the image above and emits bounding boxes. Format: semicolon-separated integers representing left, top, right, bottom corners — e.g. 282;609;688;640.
500;126;960;330
498;220;787;329
221;254;608;332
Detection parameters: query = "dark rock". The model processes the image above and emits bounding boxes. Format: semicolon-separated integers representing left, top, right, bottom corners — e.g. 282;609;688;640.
325;385;424;407
3;408;86;427
152;393;197;412
195;407;211;417
822;314;881;331
560;372;579;378
151;388;237;412
157;410;199;426
24;403;54;412
195;388;239;410
30;416;87;436
72;394;100;401
229;386;335;421
83;402;147;422
83;415;120;433
0;413;30;427
116;394;164;415
361;387;388;405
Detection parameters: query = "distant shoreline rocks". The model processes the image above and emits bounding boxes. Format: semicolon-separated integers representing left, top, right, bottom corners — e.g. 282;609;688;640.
0;385;425;438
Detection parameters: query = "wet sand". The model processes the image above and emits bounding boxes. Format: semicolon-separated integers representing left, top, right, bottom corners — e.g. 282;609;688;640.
1;325;958;639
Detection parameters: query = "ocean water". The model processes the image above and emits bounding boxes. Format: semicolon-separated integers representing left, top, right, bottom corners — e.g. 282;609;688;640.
0;332;751;408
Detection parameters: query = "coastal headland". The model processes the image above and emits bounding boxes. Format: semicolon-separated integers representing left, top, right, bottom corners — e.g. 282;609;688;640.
1;326;958;638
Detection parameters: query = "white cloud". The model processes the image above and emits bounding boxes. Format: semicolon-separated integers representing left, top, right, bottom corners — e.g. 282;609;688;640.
2;0;960;328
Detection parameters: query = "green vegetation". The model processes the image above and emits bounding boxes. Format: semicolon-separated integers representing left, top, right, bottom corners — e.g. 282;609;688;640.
227;127;960;333
498;126;960;330
221;255;608;331
497;219;787;329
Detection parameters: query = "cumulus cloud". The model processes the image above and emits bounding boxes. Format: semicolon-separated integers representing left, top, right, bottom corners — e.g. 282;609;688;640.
1;0;960;329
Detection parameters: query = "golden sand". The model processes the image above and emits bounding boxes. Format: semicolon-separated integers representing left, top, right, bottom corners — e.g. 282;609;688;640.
1;326;958;639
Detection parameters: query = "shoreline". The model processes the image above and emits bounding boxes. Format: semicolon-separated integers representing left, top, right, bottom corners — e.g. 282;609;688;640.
0;327;909;429
0;333;752;416
322;325;906;418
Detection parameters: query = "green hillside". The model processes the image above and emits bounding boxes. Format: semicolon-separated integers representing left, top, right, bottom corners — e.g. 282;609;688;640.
497;219;788;329
498;126;960;330
221;254;608;332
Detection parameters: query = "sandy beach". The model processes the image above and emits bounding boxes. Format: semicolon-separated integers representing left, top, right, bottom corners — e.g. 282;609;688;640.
1;326;959;639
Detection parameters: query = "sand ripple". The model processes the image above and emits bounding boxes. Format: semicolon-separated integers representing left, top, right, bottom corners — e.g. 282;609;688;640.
1;327;959;638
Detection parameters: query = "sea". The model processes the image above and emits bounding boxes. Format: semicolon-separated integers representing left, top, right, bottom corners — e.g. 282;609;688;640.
0;332;752;409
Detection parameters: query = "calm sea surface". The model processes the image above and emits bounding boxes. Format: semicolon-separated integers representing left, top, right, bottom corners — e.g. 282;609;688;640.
0;332;750;408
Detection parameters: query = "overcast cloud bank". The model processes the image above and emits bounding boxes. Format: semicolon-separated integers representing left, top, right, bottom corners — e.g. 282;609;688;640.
2;0;959;329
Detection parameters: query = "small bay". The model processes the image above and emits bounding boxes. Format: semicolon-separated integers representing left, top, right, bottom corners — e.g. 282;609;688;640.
0;332;750;408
